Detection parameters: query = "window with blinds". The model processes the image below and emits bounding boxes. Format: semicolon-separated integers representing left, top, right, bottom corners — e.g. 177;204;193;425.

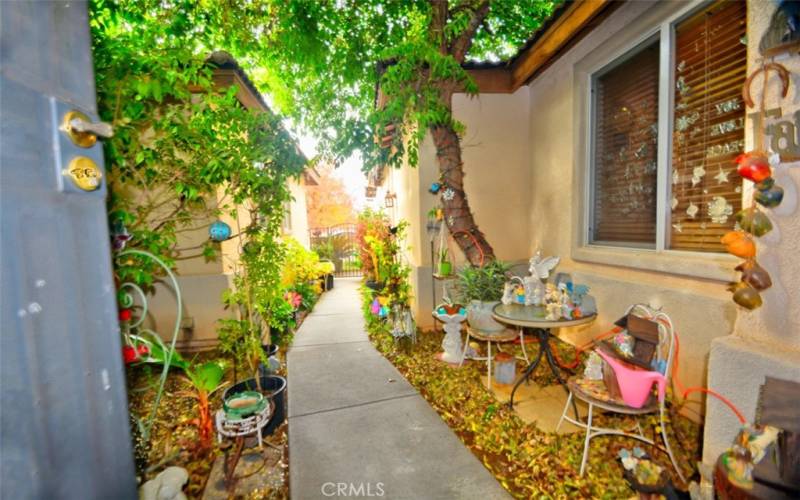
591;39;660;247
669;0;747;252
588;0;746;253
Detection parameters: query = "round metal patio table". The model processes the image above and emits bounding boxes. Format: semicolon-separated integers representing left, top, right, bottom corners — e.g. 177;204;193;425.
492;303;596;411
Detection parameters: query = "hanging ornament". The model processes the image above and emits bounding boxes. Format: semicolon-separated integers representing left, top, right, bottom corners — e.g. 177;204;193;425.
735;152;771;183
714;168;730;184
447;216;455;227
727;282;763;310
735;260;772;291
442;188;455;201
209;220;232;242
370;298;381;315
755;186;784;208
721;231;756;258
435;208;444;221
671;197;679;210
735;210;773;237
691;166;706;186
686;202;699;219
429;182;442;194
119;309;133;322
672;223;683;233
708;196;733;224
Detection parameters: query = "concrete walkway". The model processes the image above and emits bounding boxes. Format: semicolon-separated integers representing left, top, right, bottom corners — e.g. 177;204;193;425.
288;278;509;500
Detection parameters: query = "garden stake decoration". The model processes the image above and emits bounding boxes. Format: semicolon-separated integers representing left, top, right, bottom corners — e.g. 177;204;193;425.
723;62;790;310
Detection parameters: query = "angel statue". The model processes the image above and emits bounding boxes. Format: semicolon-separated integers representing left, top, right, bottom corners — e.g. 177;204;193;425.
529;250;560;281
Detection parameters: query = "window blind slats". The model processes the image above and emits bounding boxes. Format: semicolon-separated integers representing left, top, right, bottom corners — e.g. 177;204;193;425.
592;39;660;246
669;0;747;252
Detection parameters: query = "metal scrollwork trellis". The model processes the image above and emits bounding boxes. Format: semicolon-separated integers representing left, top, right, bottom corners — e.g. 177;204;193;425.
116;249;183;441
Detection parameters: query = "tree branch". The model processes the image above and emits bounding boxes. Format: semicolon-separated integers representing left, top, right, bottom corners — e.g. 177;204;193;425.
448;1;490;63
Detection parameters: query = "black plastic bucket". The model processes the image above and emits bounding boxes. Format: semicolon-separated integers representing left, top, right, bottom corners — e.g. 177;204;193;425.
224;375;287;437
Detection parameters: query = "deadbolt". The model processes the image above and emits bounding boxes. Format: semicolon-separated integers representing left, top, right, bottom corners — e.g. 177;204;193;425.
64;156;103;191
61;110;113;148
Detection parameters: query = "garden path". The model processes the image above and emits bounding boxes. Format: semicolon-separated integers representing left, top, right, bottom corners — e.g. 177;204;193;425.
287;278;509;499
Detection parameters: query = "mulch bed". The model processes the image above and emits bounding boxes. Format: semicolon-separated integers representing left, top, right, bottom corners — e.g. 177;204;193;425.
366;325;702;498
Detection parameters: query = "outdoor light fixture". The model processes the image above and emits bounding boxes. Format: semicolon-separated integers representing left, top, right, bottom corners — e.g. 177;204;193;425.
384;191;396;208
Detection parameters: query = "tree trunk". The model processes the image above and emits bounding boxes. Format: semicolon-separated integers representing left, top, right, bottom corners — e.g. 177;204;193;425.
430;124;495;266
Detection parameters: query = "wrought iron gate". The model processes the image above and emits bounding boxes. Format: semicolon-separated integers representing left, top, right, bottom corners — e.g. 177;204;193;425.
309;224;361;277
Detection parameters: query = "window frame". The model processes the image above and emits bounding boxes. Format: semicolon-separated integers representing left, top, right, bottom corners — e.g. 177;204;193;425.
574;0;739;281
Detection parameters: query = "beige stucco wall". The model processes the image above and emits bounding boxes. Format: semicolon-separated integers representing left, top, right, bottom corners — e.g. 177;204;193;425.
703;0;800;463
389;89;532;328
522;0;743;416
285;176;311;248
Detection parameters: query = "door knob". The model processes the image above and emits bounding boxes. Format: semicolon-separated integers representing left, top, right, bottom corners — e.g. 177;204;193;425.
61;110;113;148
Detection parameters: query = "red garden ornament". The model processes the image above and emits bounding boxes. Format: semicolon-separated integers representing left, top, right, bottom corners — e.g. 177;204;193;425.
735;152;771;183
119;308;133;322
123;345;139;364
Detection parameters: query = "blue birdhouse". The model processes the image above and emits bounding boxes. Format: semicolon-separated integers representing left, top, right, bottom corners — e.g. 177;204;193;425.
209;220;232;242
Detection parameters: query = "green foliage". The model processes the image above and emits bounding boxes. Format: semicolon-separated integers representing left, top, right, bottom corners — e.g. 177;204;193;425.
90;0;304;286
185;361;226;394
356;209;411;308
281;236;328;285
457;260;510;302
247;1;558;171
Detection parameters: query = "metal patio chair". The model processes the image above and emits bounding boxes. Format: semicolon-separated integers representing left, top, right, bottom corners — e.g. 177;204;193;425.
556;303;685;483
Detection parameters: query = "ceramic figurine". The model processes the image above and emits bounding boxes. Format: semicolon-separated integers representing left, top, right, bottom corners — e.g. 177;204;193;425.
545;302;561;321
735;260;772;291
501;282;515;305
736;151;772;183
755;182;784;207
583;351;604;380
524;276;545;305
721;231;756;258
529;251;560;280
727;281;763;310
433;303;468;364
735;210;773;237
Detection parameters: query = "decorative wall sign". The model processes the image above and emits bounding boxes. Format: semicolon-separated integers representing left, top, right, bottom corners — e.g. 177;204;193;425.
750;108;800;161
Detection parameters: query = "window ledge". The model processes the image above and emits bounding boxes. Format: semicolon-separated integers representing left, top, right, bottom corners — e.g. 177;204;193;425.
572;244;738;282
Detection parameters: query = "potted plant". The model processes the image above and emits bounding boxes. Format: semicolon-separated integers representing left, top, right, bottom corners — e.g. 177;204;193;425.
457;260;510;334
437;247;452;277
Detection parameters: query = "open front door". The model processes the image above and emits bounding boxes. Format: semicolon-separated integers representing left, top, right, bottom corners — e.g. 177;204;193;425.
1;2;136;498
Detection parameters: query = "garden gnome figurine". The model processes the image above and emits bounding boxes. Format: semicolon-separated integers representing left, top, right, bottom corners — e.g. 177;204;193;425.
139;466;188;500
433;303;469;364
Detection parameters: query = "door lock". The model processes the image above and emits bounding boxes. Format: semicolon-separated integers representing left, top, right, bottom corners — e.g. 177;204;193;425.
64;156;103;191
61;110;113;148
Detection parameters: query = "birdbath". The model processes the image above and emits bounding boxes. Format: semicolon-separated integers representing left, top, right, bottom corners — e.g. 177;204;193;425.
432;303;467;364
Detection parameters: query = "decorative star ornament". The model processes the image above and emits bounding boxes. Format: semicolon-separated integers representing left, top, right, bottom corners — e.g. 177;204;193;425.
708;196;733;224
672;223;683;233
671;197;679;210
691;166;706;186
686;202;699;219
714;168;730;184
442;187;455;202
